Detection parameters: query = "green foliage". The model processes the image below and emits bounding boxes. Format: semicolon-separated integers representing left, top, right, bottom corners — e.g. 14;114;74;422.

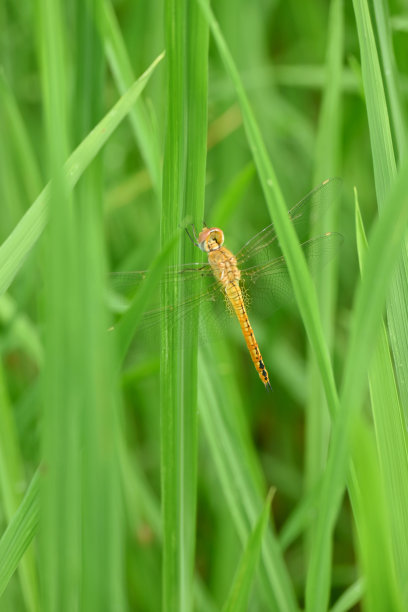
1;0;408;610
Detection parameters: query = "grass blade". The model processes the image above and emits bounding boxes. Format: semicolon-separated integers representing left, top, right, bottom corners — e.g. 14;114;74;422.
0;72;42;200
0;362;39;610
355;190;408;603
329;579;364;612
112;233;178;367
160;0;207;608
306;157;408;611
372;0;408;161
38;1;126;608
222;490;273;612
0;471;39;600
0;52;164;297
349;422;403;611
92;0;162;194
199;346;298;612
353;0;408;424
305;0;344;560
178;2;208;610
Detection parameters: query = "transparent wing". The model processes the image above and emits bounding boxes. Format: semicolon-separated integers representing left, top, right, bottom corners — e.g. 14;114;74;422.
109;178;342;337
236;177;342;267
109;264;233;340
110;261;214;291
110;232;342;341
137;280;222;331
240;232;343;314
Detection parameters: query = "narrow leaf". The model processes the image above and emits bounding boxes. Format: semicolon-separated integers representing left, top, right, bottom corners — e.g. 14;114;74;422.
0;471;40;599
0;52;164;297
222;489;274;612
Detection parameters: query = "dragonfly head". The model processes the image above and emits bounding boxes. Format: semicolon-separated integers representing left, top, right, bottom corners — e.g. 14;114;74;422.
198;227;224;252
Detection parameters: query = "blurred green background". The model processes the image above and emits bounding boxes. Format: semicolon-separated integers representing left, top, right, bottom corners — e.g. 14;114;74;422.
1;0;408;611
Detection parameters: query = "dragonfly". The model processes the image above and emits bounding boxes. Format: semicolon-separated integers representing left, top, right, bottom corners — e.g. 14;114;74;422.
111;178;342;389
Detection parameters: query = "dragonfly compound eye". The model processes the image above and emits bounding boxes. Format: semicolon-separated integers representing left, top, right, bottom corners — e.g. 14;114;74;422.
197;227;224;252
210;229;224;247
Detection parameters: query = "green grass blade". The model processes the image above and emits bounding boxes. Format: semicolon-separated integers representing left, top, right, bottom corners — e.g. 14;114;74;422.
349;422;403;611
112;234;178;366
160;0;207;609
92;0;162;194
278;479;321;552
3;2;408;609
221;490;273;612
38;1;126;608
353;0;408;423
372;0;408;160
197;0;339;417
0;71;42;200
306;157;408;611
198;346;298;612
0;362;39;611
0;471;40;600
0;52;164;297
305;0;344;559
75;8;126;609
313;0;343;181
355;190;408;604
352;0;397;195
178;3;208;610
329;579;364;612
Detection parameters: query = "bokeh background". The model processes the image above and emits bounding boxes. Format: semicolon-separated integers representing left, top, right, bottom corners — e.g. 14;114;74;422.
1;0;408;611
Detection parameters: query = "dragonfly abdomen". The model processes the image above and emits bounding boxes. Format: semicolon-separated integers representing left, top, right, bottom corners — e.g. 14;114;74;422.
225;282;271;389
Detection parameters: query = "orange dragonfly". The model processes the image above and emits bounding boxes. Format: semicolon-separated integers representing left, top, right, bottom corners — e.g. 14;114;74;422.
111;178;342;388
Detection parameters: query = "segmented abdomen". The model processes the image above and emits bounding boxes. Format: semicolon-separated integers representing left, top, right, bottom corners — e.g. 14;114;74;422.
225;282;271;389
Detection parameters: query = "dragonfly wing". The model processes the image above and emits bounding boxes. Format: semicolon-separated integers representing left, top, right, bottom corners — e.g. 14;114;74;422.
235;177;342;268
110;261;214;291
110;262;234;341
240;232;343;314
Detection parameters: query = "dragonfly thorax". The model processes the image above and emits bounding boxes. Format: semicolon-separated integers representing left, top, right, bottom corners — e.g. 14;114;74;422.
198;227;224;252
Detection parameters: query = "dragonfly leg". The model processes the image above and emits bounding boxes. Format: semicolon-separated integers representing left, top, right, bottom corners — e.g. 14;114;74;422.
185;224;199;247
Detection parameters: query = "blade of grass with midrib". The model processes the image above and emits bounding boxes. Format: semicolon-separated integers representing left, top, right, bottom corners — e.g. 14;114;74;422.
305;0;344;565
161;1;190;610
161;0;208;609
74;7;126;609
38;0;80;607
178;1;208;610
